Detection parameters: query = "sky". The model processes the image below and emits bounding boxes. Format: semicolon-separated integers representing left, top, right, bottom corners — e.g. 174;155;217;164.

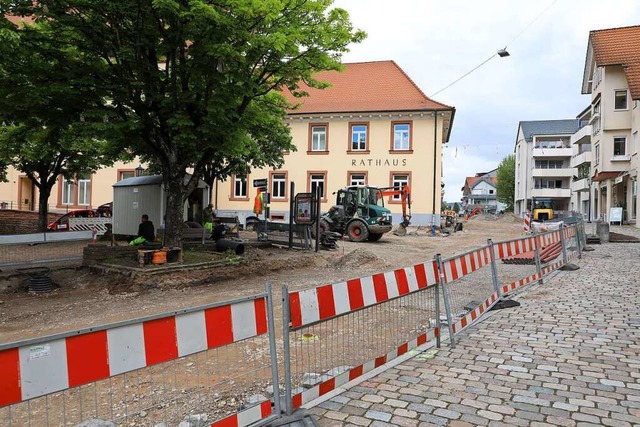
331;0;640;202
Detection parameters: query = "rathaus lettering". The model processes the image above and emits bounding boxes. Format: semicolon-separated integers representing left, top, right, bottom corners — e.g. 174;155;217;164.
351;159;408;167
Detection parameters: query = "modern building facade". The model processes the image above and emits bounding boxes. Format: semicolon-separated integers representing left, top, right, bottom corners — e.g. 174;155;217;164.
569;107;592;220
581;25;640;224
214;61;455;226
514;120;580;217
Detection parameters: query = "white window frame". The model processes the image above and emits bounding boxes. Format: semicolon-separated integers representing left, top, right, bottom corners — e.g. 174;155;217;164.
233;175;247;198
77;177;91;206
349;173;366;186
613;136;627;157
594;144;600;166
311;126;327;151
61;178;74;205
614;89;628;110
391;174;409;201
310;173;326;199
271;173;286;199
351;124;367;151
393;124;410;151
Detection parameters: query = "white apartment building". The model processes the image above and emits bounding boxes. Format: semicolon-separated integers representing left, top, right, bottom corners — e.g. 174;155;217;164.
569;107;592;220
581;25;640;224
514;120;580;217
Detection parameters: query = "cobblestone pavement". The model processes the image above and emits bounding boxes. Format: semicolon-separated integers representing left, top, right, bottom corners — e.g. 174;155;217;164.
308;237;640;426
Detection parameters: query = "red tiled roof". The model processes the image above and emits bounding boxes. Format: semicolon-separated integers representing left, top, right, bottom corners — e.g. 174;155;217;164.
590;25;640;99
5;15;34;26
282;61;453;114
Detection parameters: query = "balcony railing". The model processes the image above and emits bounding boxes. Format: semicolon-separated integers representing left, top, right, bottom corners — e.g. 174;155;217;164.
572;178;590;192
531;167;574;178
531;188;571;198
570;151;592;168
571;125;592;145
532;147;573;158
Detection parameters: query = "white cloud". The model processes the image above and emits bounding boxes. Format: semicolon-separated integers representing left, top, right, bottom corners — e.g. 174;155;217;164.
332;0;640;200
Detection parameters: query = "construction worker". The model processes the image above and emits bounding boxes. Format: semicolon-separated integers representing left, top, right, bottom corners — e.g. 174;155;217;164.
253;188;264;215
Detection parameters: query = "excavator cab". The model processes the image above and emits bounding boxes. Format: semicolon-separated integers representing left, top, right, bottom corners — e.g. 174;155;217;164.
533;200;554;221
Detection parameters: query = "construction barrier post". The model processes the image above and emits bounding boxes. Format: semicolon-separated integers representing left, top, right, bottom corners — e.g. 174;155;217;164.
575;224;583;260
487;239;502;299
282;285;293;415
560;224;580;271
533;232;543;285
265;283;282;417
435;253;456;348
523;211;531;235
433;255;441;349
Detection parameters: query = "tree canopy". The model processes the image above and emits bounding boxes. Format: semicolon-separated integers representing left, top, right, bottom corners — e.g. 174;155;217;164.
2;0;365;246
0;13;125;230
496;154;515;212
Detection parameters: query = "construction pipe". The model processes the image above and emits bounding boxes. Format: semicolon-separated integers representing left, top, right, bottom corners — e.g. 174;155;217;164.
215;239;245;255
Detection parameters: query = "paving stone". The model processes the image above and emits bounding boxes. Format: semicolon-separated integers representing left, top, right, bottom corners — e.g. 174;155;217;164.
364;410;392;422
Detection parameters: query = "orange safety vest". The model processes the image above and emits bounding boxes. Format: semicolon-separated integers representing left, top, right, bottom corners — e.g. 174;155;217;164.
253;191;264;215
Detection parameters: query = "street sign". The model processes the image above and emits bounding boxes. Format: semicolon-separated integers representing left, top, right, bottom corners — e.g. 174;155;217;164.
253;178;268;188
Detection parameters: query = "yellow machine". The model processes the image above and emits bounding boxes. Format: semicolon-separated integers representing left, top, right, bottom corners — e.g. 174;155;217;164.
532;199;554;221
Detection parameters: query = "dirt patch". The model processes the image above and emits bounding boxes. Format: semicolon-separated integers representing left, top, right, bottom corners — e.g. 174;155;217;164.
0;218;525;344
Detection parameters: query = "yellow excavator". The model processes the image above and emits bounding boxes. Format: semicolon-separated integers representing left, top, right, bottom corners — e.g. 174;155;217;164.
532;199;554;221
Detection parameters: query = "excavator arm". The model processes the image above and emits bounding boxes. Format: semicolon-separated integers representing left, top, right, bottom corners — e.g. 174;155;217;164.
379;185;412;231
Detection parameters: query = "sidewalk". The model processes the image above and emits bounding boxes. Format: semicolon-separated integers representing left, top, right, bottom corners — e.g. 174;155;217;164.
307;235;640;426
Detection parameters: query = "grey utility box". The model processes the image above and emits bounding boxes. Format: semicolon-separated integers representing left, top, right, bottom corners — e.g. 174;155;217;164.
112;175;210;236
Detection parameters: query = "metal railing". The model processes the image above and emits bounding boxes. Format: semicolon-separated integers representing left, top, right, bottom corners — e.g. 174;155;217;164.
0;286;281;427
0;222;587;426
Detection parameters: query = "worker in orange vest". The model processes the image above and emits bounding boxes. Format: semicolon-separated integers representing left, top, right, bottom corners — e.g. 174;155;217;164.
253;188;264;215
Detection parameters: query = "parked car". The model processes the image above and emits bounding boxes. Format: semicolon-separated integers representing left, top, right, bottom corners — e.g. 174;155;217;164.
47;209;99;231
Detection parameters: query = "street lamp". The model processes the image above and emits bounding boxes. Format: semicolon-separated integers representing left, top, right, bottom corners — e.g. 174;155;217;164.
135;165;144;177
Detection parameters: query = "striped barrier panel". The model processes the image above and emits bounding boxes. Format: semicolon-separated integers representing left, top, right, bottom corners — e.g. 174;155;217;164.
541;258;565;276
290;329;439;409
450;291;500;334
523;211;531;234
492;236;536;261
288;260;439;329
501;272;542;294
440;247;492;284
69;217;112;235
0;293;278;426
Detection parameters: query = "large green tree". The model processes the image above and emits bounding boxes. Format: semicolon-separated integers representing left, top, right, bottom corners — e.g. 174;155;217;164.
5;0;365;247
496;154;515;212
0;12;124;231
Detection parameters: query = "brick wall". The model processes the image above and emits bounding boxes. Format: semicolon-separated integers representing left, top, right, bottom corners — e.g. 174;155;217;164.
0;210;62;235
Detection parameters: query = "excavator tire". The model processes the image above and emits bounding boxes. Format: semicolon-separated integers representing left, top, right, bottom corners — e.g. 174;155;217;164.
346;220;369;242
310;219;330;239
368;233;384;242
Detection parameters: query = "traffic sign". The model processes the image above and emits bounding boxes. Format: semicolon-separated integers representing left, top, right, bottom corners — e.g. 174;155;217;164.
253;178;268;187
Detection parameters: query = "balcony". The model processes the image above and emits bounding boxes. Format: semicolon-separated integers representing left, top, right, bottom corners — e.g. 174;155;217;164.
531;188;571;198
570;151;592;168
571;125;592;145
532;147;573;157
531;167;574;178
572;178;590;192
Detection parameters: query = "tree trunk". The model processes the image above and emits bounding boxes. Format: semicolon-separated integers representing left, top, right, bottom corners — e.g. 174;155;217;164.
37;184;52;233
163;173;186;248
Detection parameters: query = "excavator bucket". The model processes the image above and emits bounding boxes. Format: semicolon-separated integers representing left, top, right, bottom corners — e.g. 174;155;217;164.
393;224;407;236
393;216;411;236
